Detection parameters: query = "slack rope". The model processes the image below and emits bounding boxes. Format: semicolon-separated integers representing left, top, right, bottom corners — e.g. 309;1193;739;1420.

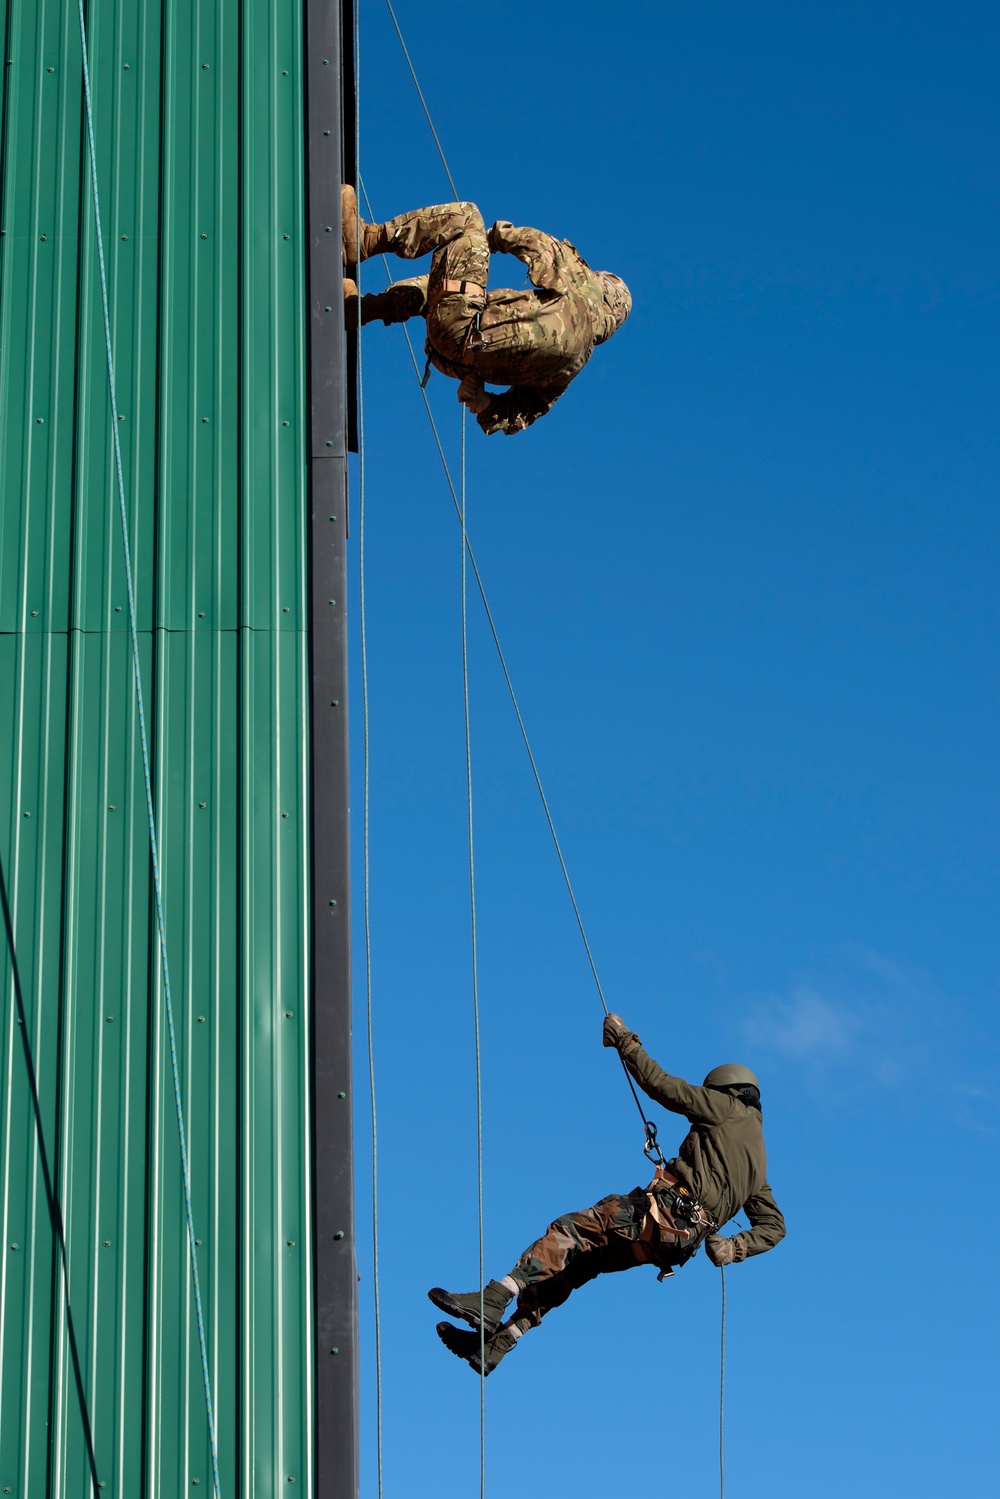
357;162;658;1156
75;3;221;1494
459;410;487;1494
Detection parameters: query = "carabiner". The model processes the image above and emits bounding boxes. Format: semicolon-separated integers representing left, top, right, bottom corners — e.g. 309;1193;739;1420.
643;1118;665;1167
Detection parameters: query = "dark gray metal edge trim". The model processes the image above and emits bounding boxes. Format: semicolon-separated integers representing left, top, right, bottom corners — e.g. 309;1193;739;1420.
304;1;358;1496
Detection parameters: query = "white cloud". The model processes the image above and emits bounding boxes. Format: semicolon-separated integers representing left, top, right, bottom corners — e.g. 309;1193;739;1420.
743;986;854;1058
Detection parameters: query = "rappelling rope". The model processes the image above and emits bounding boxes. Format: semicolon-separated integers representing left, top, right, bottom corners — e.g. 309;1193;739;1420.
74;4;221;1494
359;370;385;1499
356;172;385;1499
377;13;732;1493
383;0;459;200
719;1266;727;1498
459;413;488;1496
358;119;486;1480
358;185;658;1164
354;9;385;1496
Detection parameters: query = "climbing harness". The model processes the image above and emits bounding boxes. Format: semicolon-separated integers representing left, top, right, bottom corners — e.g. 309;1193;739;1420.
419;303;487;390
75;3;221;1494
634;1163;716;1281
436;278;487;301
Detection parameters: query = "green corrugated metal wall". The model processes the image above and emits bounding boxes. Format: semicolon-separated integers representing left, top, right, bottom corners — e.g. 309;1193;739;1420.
0;0;321;1489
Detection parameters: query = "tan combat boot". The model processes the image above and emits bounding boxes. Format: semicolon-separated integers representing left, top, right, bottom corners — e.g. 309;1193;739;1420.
342;183;391;264
341;185;361;264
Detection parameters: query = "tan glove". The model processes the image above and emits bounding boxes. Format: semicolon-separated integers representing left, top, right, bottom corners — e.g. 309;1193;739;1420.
705;1234;745;1267
457;375;490;415
486;220;512;253
602;1013;641;1050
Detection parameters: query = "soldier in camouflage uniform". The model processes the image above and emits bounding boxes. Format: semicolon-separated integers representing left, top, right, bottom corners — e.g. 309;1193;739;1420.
341;186;630;436
429;1015;785;1376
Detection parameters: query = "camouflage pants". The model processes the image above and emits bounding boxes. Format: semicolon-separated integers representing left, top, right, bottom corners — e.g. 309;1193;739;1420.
372;201;487;367
507;1188;701;1331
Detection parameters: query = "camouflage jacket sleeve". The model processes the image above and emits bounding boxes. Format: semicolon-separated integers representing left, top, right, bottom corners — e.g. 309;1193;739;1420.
487;220;590;293
731;1184;786;1260
477;222;596;433
619;1042;735;1125
477;377;574;436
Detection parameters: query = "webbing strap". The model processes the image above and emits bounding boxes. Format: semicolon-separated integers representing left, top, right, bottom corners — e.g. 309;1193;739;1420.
75;5;221;1493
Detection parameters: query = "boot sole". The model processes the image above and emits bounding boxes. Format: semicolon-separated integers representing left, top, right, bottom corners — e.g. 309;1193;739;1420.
427;1287;502;1336
435;1321;495;1376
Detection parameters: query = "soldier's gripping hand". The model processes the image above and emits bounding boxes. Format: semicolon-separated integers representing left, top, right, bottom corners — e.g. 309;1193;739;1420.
486;220;513;253
602;1013;641;1051
457;375;490;416
705;1234;746;1267
476;400;509;437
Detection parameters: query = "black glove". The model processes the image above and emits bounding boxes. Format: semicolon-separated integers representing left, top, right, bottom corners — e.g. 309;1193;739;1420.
602;1013;641;1051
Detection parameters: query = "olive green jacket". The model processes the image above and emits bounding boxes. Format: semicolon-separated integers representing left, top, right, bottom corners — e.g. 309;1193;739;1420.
622;1042;786;1261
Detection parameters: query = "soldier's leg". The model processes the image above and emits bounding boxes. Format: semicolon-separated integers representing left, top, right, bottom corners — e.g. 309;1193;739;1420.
375;204;489;368
352;198;489;284
348;275;428;329
435;1195;641;1375
502;1192;643;1334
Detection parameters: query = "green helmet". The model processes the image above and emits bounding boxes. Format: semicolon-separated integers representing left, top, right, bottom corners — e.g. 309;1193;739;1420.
703;1063;759;1089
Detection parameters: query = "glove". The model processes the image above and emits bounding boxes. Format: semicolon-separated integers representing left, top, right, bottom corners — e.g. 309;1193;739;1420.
476;400;507;436
602;1013;641;1051
487;220;512;253
705;1234;745;1267
457;374;490;415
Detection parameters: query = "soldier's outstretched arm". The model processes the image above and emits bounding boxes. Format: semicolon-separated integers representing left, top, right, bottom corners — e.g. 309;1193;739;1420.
616;1039;734;1125
730;1185;786;1258
704;1186;786;1265
487;221;569;292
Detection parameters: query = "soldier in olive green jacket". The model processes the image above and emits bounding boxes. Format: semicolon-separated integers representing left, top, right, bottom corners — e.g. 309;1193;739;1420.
430;1014;785;1376
341;187;631;436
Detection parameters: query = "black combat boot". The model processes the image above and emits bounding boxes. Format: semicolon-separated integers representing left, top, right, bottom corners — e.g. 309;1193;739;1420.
427;1279;511;1336
359;278;426;327
343;278;359;330
435;1321;518;1376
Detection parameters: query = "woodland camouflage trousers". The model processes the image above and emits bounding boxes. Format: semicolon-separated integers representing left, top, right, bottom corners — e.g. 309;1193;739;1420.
506;1188;700;1331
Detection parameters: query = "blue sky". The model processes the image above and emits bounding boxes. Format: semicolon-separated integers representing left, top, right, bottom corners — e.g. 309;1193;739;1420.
349;3;999;1494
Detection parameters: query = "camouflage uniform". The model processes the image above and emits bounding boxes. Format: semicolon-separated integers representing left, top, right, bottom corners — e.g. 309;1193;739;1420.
505;1177;708;1332
359;201;625;435
498;1047;785;1341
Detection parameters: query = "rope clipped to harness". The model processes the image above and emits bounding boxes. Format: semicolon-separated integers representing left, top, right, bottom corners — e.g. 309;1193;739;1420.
642;1116;666;1169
